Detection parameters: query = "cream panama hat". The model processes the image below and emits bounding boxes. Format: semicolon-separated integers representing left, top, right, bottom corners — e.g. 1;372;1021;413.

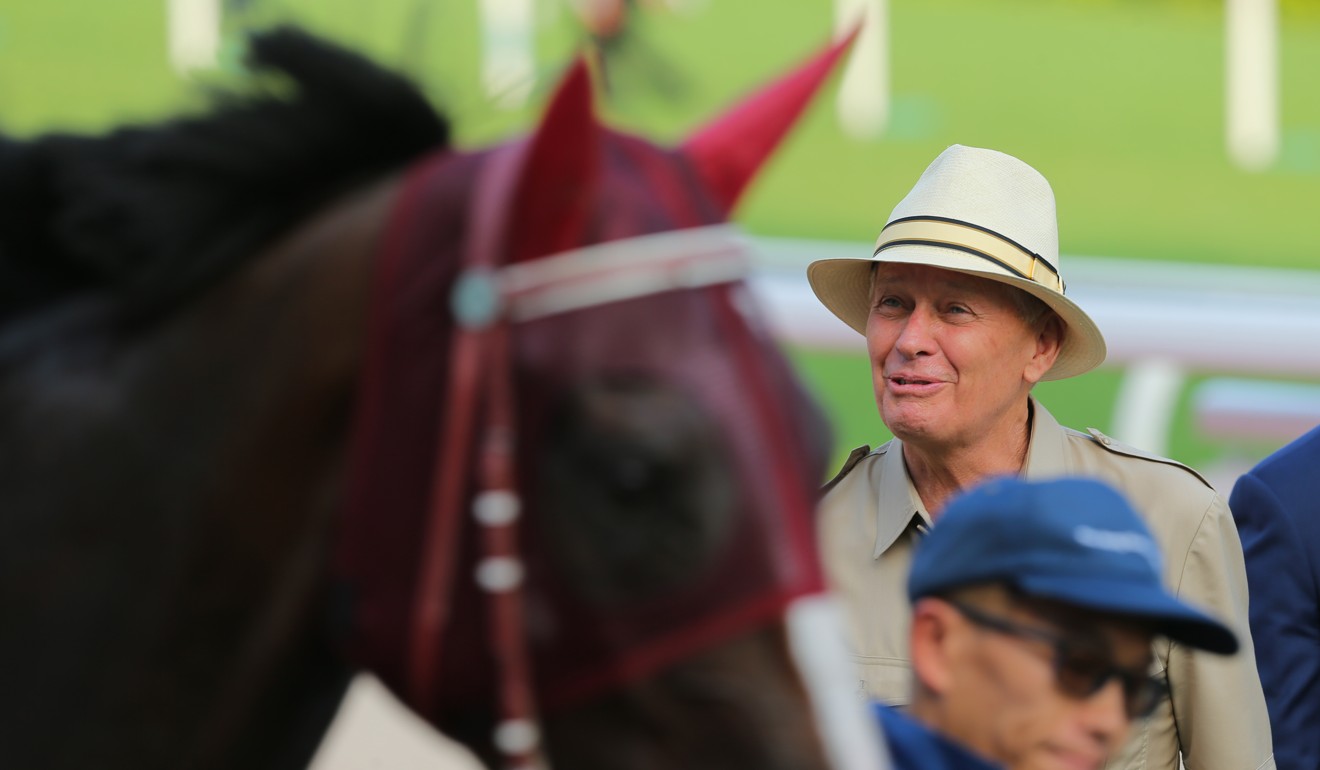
806;144;1106;381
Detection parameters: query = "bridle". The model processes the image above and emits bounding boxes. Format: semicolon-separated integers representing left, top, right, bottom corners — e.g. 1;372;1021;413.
404;144;751;769
335;27;892;769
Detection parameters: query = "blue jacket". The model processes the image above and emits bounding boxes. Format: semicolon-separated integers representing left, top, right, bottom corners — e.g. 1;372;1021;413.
872;703;1001;770
1231;424;1320;770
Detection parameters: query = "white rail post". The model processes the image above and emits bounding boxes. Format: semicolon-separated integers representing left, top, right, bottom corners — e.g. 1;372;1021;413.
834;0;888;140
167;0;221;74
1110;358;1187;457
1226;0;1279;171
478;0;536;110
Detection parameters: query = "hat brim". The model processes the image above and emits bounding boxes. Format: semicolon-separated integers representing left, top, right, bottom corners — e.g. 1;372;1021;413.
807;244;1107;381
1017;574;1239;655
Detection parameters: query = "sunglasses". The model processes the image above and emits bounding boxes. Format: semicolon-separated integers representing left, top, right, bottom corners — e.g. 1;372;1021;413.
947;599;1166;719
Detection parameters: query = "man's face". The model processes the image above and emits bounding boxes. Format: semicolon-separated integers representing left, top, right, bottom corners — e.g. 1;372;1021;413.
865;263;1057;449
932;592;1155;770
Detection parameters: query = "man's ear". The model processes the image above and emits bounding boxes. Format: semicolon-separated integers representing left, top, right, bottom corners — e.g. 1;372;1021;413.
1024;313;1064;385
910;598;957;696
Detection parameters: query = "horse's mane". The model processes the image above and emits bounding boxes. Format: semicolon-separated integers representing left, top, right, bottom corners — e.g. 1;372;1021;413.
0;27;450;324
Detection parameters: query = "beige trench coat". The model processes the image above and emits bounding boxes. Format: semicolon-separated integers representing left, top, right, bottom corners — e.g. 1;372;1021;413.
818;398;1274;770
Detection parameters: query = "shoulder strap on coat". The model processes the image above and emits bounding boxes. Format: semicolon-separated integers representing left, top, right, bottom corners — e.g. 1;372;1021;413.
1084;428;1213;489
821;444;876;496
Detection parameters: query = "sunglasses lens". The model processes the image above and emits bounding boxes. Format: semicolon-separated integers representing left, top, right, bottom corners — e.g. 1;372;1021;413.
1055;649;1111;698
949;600;1165;719
1058;650;1164;718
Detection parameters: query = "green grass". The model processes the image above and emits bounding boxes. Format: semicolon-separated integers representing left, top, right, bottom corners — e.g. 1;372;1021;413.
8;0;1319;269
0;1;189;132
4;0;1318;473
734;0;1320;270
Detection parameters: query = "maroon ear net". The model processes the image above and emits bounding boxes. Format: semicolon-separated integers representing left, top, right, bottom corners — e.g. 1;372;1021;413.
681;25;860;214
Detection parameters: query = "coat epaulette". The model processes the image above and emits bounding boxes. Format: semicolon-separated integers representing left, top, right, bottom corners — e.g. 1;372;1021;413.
1084;427;1214;490
821;444;877;496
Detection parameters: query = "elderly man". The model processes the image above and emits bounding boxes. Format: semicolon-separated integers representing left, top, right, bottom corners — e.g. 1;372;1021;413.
879;476;1239;770
808;144;1273;769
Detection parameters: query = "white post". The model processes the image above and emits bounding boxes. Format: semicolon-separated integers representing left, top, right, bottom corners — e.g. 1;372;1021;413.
1226;0;1279;171
1110;358;1186;457
166;0;221;74
834;0;888;140
478;0;537;110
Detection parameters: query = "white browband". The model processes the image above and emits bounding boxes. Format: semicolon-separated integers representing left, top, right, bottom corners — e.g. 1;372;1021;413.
499;225;750;322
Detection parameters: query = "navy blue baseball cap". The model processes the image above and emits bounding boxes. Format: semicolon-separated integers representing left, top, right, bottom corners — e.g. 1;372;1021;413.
907;476;1238;655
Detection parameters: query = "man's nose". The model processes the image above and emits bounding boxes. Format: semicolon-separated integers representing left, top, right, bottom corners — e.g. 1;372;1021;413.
894;307;936;358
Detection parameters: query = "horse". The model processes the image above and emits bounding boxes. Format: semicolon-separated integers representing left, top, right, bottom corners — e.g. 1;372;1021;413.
0;27;885;770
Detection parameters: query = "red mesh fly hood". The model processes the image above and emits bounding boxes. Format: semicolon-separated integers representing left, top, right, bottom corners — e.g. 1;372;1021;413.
335;29;851;731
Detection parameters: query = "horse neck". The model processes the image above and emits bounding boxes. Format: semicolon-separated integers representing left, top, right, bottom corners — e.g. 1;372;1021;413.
0;173;400;769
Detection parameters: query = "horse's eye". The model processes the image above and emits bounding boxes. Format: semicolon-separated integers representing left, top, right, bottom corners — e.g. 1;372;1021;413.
608;454;656;494
534;377;736;607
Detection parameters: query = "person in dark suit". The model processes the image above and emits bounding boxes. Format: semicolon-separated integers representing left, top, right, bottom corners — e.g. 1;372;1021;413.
1231;424;1320;770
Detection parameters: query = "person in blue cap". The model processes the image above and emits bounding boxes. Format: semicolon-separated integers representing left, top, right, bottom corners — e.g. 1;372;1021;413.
877;476;1239;770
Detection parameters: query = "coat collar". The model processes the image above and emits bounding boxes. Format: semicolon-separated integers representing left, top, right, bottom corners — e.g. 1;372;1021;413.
872;441;929;559
1022;396;1069;478
871;396;1064;558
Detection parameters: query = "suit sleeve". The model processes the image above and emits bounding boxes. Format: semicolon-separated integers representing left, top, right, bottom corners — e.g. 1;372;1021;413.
1231;473;1320;770
1170;491;1275;770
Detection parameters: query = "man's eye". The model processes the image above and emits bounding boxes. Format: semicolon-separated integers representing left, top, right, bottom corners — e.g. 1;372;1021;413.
1057;652;1112;695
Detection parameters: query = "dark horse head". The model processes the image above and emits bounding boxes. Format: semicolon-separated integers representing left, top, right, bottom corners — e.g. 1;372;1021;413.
0;27;885;770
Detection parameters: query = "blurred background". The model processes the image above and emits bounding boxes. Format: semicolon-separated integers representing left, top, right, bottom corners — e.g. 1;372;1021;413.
6;1;1318;766
6;0;1320;488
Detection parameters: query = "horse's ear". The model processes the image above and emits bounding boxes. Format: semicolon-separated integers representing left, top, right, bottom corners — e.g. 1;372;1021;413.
507;58;600;263
680;25;860;215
